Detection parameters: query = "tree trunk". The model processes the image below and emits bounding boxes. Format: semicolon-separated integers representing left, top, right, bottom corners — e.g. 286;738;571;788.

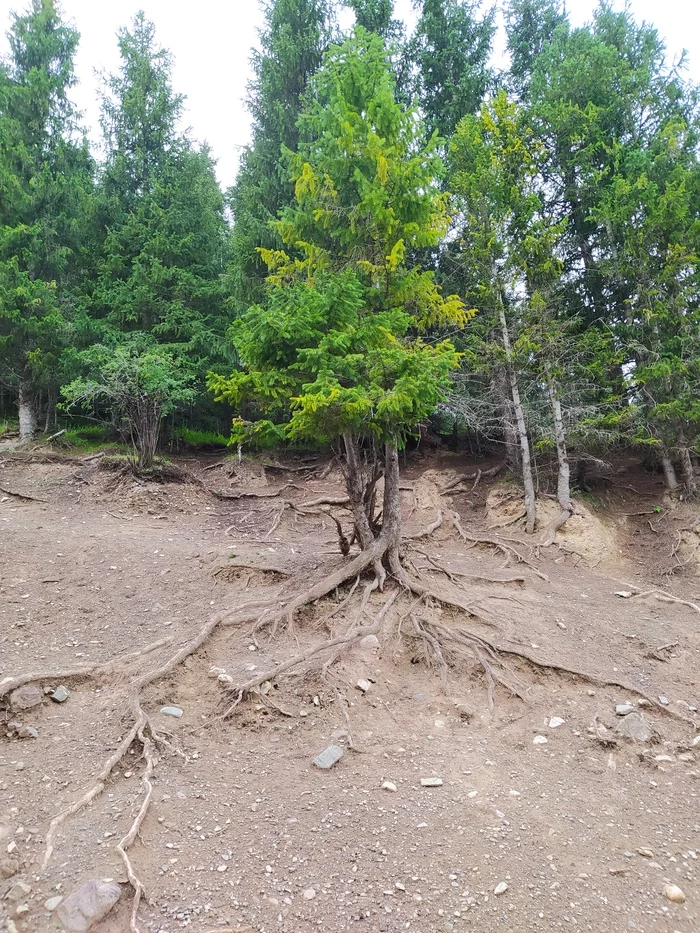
541;371;574;546
677;431;697;499
383;440;403;575
498;306;536;534
44;387;57;434
661;451;679;492
341;433;379;550
494;368;520;472
135;401;161;470
18;378;37;441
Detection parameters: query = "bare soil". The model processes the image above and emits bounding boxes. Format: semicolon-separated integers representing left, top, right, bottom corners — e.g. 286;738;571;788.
0;449;698;933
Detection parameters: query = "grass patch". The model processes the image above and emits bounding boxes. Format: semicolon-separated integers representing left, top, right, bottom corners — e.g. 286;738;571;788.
175;427;229;448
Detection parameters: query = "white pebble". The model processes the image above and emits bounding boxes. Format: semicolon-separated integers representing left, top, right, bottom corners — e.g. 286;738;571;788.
663;884;686;903
494;882;508;896
533;735;548;745
381;781;397;792
303;888;316;900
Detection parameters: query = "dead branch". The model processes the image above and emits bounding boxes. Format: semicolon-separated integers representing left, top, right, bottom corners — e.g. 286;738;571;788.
407;510;443;540
439;464;504;494
299;494;351;508
540;508;575;548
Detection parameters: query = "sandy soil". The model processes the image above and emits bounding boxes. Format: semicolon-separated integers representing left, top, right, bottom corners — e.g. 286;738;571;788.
0;450;698;933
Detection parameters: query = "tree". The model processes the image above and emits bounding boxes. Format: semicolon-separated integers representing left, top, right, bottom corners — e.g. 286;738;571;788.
344;0;403;40
62;338;195;469
504;0;567;88
0;0;94;438
228;0;335;314
210;29;466;578
411;0;496;140
94;14;229;407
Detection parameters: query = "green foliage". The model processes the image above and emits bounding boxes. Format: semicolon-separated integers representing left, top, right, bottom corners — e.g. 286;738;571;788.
175;427;229;447
211;30;467;452
411;0;496;139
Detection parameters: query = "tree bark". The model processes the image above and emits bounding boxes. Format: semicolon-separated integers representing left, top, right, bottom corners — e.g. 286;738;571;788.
661;451;679;492
677;431;697;499
341;433;378;550
382;439;403;574
498;305;536;534
18;378;37;441
494;368;520;472
541;370;574;546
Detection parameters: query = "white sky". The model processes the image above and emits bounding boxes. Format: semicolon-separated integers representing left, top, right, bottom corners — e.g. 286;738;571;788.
0;0;697;189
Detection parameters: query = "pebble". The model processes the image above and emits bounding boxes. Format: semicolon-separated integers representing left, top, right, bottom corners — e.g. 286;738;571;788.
313;745;343;769
45;895;63;911
303;888;316;900
17;725;38;739
658;696;669;705
216;864;227;872
533;735;548;745
356;679;372;693
420;777;443;787
637;848;654;858
15;904;29;917
51;685;70;703
217;674;233;684
160;706;183;718
7;881;31;901
615;704;636;716
692;735;700;747
360;634;379;649
494;882;508;896
381;781;397;792
616;712;653;743
663;884;686;903
549;717;565;728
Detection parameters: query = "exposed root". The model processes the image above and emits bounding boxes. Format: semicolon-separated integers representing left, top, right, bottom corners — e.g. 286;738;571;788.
451;511;549;582
299;494;351;509
407;510;443;539
540;507;575;548
629;589;700;616
0;483;47;502
206;483;298;501
439;464;503;494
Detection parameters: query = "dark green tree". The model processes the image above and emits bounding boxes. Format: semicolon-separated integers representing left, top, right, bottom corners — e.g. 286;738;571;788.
504;0;567;88
93;14;229;402
228;0;335;314
344;0;403;40
0;0;94;438
412;0;496;139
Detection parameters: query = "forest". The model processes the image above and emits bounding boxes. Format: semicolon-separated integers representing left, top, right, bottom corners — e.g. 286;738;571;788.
1;0;700;541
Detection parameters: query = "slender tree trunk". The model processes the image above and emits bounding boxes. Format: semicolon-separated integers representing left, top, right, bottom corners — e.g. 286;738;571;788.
498;306;536;534
677;431;697;499
661;451;679;492
383;439;403;575
341;433;377;549
18;378;37;441
494;368;520;472
44;387;57;434
135;401;161;470
541;371;574;546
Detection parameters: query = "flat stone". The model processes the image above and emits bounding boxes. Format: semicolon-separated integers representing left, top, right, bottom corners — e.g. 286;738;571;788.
356;679;372;693
616;712;653;743
313;745;343;769
658;695;669;705
615;704;636;716
45;896;64;911
381;781;397;792
9;685;43;711
637;848;654;858
303;888;316;900
420;777;443;787
159;706;183;718
16;725;38;739
14;904;29;916
7;881;31;901
533;735;548;745
663;884;686;903
51;685;70;703
494;882;508;896
549;717;565;728
692;735;700;747
360;634;379;649
57;879;122;931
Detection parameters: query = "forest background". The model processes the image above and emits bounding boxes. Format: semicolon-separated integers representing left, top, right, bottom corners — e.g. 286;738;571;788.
2;0;700;534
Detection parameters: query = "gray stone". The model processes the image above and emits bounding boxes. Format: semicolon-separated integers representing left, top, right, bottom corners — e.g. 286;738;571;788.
615;703;636;716
16;725;38;739
616;712;653;743
9;684;43;711
51;685;70;703
56;880;122;932
7;881;31;901
160;706;182;718
420;777;443;787
360;634;380;649
313;745;343;769
45;896;63;911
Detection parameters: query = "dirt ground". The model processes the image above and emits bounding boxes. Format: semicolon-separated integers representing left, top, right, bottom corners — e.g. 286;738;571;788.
0;449;698;933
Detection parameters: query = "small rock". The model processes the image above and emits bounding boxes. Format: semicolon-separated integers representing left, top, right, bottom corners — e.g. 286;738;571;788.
313;745;343;769
7;881;31;901
663;884;686;903
381;781;397;792
615;704;636;716
0;856;20;879
658;696;669;705
637;848;654;858
360;634;379;649
420;777;443;787
455;703;473;721
678;751;694;762
395;881;406;891
57;879;122;932
45;896;63;911
303;888;316;900
615;591;633;598
16;725;38;739
160;706;183;718
356;679;372;693
15;904;29;916
549;717;565;728
654;754;674;762
637;699;651;707
216;864;227;872
692;735;700;747
494;882;508;896
533;735;548;745
616;712;653;743
217;674;234;684
51;685;70;703
14;761;24;772
9;684;43;711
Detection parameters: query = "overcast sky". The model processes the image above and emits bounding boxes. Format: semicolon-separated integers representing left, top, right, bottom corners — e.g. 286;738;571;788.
0;0;697;189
